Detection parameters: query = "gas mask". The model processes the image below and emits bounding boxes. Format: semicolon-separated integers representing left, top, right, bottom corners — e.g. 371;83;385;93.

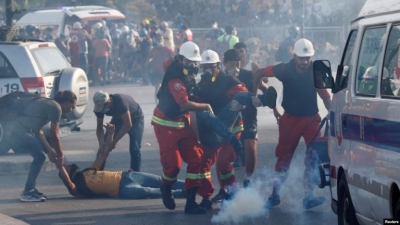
182;59;199;76
226;67;240;77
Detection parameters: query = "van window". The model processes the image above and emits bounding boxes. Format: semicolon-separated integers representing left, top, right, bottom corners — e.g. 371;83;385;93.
0;52;18;78
31;47;69;76
338;30;358;91
381;25;400;98
355;27;386;96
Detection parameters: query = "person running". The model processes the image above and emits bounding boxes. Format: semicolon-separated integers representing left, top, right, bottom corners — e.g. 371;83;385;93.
252;38;331;210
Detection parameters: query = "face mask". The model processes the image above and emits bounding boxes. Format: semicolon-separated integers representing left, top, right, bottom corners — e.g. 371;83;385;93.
232;30;237;36
212;24;218;29
203;67;217;77
226;68;240;77
156;41;164;47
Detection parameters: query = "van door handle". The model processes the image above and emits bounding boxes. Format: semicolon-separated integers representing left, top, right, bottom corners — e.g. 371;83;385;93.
342;118;347;129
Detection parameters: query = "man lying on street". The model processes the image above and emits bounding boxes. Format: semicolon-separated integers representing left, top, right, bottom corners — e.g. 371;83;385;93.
58;123;186;199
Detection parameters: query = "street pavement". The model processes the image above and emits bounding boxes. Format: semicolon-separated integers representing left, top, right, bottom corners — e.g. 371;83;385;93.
0;78;337;225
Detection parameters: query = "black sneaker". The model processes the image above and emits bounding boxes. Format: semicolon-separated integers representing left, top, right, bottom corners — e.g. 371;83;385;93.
20;189;46;202
32;189;47;199
264;86;278;109
243;179;251;188
211;189;227;203
302;195;326;210
264;194;280;209
199;198;213;210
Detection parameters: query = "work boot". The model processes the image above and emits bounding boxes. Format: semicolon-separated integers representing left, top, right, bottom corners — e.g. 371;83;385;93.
211;189;227;203
302;195;326;210
230;137;244;155
243;179;251;188
264;194;281;209
184;187;206;214
160;183;175;210
199;197;213;210
261;86;277;109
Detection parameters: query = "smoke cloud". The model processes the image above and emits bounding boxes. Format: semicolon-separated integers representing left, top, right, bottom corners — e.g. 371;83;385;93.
210;146;327;224
211;182;267;224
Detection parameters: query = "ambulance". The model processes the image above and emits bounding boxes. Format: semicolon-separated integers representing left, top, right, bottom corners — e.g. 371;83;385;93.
14;5;126;38
314;0;400;224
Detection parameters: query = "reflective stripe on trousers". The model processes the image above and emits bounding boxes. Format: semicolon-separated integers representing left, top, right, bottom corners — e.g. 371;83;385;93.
152;115;186;128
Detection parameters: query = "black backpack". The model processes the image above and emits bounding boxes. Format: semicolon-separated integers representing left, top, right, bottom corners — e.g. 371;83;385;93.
0;91;41;120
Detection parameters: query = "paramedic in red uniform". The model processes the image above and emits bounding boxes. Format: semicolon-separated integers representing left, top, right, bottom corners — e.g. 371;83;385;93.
252;38;332;210
151;41;211;214
195;50;247;209
69;22;81;67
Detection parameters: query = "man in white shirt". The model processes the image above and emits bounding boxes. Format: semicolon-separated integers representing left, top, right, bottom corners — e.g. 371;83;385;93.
160;22;175;50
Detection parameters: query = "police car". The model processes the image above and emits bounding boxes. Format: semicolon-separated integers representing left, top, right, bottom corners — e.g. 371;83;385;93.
0;40;88;154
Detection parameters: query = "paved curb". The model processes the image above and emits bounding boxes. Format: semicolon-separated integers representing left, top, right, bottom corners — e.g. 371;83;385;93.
0;150;97;176
0;213;28;225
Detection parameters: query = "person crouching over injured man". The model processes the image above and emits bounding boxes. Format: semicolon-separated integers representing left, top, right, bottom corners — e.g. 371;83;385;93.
58;123;186;199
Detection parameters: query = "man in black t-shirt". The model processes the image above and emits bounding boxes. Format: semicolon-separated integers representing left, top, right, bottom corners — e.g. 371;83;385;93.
93;90;144;171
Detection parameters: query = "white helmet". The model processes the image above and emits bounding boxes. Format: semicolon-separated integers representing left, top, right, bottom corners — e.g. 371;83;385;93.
121;25;130;33
293;38;315;57
200;50;220;64
73;22;82;29
93;22;103;30
179;41;202;61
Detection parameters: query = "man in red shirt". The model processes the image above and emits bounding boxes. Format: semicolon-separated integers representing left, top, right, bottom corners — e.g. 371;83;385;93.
252;38;331;210
148;35;175;103
151;41;212;214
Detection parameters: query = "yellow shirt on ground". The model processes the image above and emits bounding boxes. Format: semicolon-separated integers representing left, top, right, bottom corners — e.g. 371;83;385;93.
82;164;123;197
217;34;239;49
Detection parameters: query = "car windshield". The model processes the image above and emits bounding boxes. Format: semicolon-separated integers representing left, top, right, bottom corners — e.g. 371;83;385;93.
31;47;69;76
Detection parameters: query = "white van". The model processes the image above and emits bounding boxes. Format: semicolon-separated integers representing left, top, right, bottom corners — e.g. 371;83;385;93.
314;0;400;224
14;5;126;38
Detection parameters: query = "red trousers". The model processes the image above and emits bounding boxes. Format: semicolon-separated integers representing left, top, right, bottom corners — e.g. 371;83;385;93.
198;133;239;199
153;123;204;190
274;113;321;192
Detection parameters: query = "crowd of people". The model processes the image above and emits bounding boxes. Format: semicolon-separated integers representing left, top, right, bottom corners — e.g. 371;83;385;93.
149;0;352;28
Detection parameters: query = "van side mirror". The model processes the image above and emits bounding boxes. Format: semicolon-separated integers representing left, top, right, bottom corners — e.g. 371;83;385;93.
313;60;334;89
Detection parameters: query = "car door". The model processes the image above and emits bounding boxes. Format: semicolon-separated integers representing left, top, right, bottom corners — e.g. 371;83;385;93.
373;23;400;222
329;29;358;201
348;25;387;222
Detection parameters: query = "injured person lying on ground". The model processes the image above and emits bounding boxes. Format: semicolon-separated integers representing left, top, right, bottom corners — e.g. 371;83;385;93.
58;123;186;199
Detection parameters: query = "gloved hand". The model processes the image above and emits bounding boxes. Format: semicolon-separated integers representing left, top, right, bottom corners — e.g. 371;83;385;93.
230;137;244;155
252;95;263;108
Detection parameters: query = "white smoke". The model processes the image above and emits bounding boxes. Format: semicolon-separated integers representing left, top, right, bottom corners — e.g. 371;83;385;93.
211;180;268;224
210;146;327;224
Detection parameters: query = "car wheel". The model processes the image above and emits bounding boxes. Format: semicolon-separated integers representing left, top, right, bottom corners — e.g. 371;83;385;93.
0;122;11;155
395;199;400;219
338;175;359;225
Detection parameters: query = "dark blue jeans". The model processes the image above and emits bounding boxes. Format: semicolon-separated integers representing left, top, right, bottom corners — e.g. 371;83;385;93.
118;171;185;199
12;131;47;192
79;53;88;74
102;116;144;171
197;92;264;147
